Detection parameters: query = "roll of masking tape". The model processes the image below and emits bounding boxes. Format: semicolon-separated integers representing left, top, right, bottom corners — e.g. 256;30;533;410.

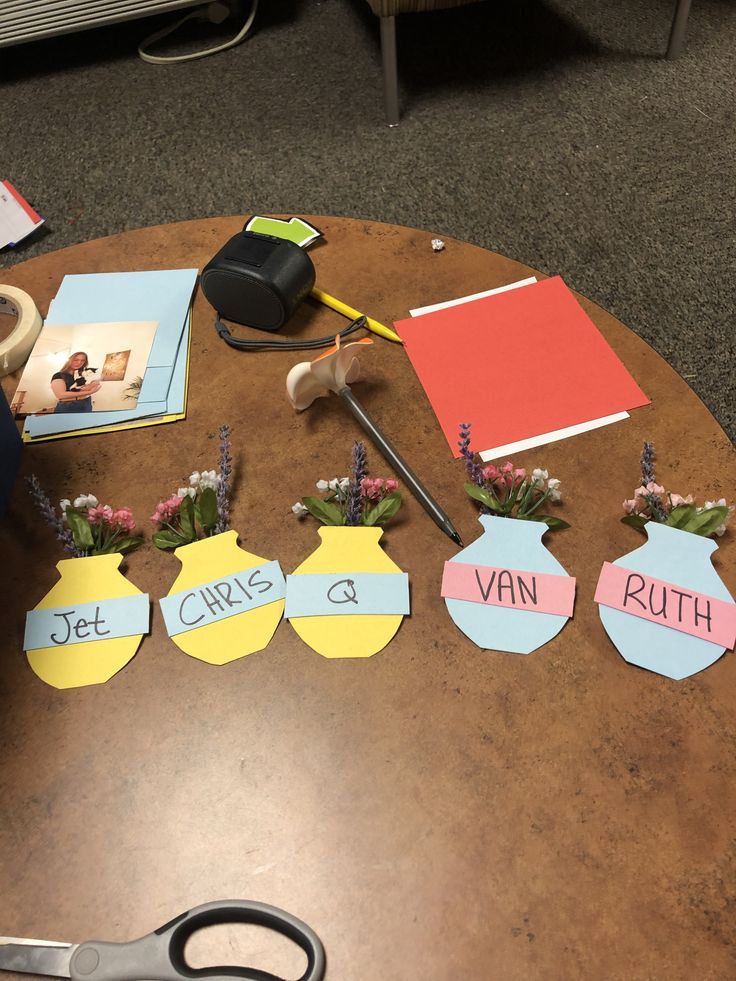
0;285;43;377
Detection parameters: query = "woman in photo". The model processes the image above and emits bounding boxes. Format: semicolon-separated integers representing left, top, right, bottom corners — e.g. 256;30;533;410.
51;351;101;413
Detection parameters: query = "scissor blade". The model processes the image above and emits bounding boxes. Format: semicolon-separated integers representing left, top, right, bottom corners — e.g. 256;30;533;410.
0;938;77;978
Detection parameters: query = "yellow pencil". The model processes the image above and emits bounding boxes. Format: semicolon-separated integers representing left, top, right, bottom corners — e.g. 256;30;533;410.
310;287;403;344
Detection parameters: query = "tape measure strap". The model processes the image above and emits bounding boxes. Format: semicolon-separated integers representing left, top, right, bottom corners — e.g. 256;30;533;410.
0;285;43;376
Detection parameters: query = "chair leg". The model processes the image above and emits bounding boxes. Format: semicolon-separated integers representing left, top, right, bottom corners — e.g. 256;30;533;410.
667;0;692;59
380;15;400;126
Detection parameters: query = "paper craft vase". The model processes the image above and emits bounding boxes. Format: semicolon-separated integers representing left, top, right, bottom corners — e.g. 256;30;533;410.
443;514;574;654
162;530;285;664
597;522;735;680
26;554;146;689
287;526;407;658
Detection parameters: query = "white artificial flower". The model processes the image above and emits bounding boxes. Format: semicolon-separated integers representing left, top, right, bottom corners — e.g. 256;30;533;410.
338;477;350;491
328;478;340;491
198;470;221;491
59;499;71;512
531;468;548;486
291;502;308;515
704;499;731;536
547;478;562;502
73;494;98;509
177;487;196;499
316;479;330;491
286;334;373;411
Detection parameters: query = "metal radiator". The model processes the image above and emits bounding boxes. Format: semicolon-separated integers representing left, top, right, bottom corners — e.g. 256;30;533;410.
0;0;207;48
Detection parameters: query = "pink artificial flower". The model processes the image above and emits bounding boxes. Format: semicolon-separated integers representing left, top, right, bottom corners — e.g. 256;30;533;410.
623;499;638;514
111;507;136;532
360;477;385;501
514;468;526;480
482;464;498;481
88;504;114;524
501;461;514;474
669;493;694;507
385;479;399;493
645;482;666;496
150;495;182;528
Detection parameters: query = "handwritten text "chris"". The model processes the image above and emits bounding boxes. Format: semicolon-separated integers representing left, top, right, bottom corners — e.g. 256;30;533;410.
178;570;273;626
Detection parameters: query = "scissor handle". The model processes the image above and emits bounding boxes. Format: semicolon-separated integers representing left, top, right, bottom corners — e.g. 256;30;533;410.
68;900;326;981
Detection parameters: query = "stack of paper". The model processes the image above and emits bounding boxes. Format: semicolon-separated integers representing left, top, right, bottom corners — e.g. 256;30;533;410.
395;276;650;461
0;180;44;249
19;269;198;443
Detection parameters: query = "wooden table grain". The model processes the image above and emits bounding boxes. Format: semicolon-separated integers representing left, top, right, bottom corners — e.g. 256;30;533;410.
1;216;735;980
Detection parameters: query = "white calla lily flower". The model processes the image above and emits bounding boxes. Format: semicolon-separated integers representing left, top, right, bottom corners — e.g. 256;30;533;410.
286;334;373;411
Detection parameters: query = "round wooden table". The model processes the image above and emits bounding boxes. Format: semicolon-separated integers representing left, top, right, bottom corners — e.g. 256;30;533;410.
1;216;735;980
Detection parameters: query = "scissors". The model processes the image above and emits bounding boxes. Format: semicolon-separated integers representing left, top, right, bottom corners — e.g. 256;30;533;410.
0;900;326;981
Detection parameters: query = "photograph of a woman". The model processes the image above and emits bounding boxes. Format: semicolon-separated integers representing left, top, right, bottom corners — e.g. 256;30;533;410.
50;351;101;414
12;321;157;419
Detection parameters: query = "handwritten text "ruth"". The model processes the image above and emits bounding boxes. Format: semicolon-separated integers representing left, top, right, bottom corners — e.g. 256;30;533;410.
623;573;711;631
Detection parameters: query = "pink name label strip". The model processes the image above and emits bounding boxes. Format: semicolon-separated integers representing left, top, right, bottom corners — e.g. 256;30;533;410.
441;562;576;617
595;562;736;648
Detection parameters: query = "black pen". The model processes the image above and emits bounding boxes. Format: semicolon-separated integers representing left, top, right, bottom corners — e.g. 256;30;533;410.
337;385;463;546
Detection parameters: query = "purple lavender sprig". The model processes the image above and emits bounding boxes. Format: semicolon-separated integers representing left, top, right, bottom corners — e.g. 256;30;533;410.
641;442;656;486
640;441;667;521
346;440;368;526
26;474;83;557
458;422;484;487
215;423;232;534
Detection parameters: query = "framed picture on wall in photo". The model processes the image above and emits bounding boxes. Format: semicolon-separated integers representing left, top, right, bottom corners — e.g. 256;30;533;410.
101;350;131;381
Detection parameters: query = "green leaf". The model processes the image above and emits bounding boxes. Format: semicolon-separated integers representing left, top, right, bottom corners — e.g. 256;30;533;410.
113;536;145;555
302;497;345;526
621;514;648;530
523;514;570;531
464;483;503;513
178;495;196;539
65;508;94;550
665;505;697;529
682;506;729;537
363;491;402;526
198;486;218;533
153;529;185;550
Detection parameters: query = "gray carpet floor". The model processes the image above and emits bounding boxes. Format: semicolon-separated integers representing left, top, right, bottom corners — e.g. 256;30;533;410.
2;0;734;443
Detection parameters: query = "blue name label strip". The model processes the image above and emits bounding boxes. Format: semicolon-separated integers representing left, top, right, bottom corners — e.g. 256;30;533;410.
285;572;410;618
24;594;150;651
159;560;286;637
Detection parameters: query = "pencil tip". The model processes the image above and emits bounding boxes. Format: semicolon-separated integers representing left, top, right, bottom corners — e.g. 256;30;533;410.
451;532;463;547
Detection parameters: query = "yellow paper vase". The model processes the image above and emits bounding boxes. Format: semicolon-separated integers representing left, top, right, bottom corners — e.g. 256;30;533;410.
27;553;146;689
164;530;284;664
289;526;406;658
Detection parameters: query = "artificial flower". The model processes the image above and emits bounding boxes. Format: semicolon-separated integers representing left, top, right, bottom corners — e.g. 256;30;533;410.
621;443;733;537
27;475;143;557
295;441;401;527
458;423;569;531
286;334;374;411
152;425;233;550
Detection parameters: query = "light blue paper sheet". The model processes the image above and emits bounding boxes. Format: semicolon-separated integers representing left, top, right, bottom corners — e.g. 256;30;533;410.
285;572;410;618
24;268;197;438
46;268;197;402
24;594;150;650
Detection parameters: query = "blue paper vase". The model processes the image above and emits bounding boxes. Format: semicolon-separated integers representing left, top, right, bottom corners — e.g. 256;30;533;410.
598;522;734;680
444;514;573;654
